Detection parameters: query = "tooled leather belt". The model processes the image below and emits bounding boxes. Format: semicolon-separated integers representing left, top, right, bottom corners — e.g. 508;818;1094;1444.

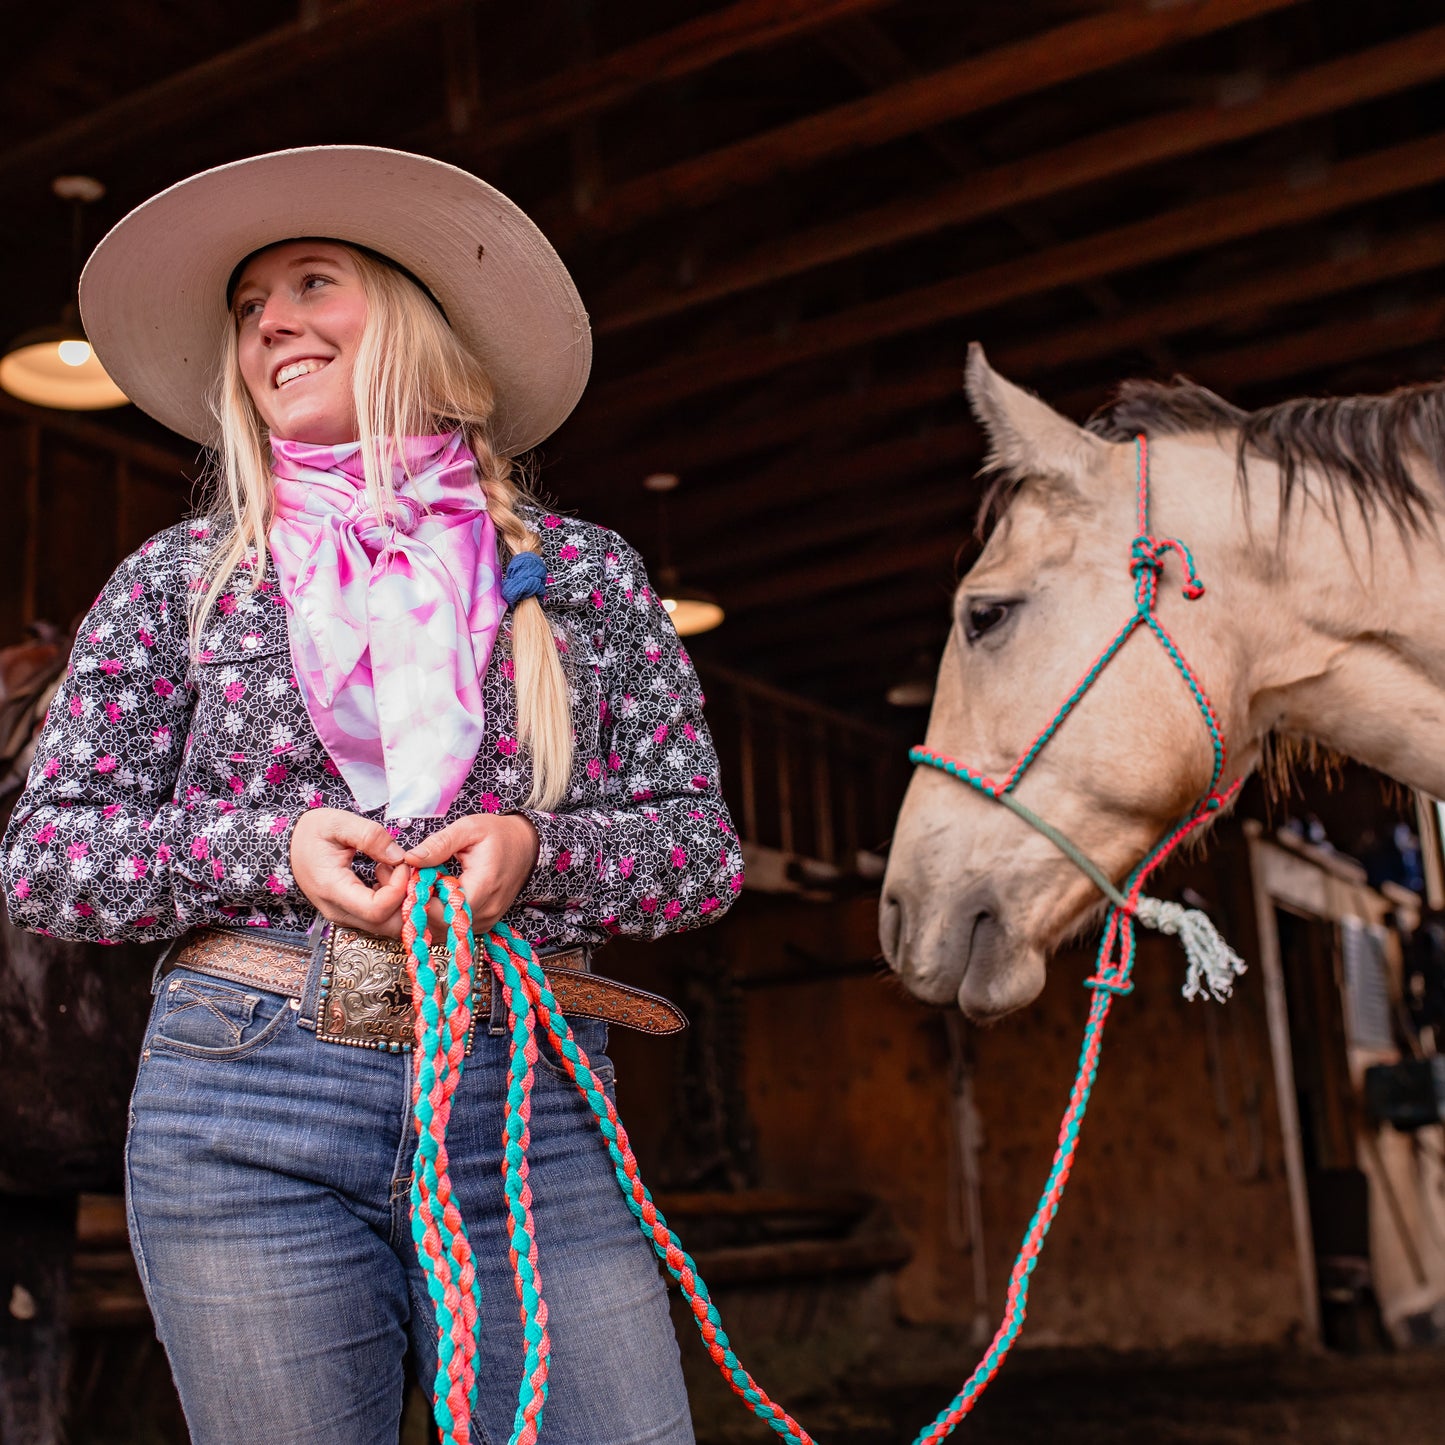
164;924;687;1053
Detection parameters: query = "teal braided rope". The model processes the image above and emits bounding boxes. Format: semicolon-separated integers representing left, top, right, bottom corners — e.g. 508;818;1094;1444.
482;920;817;1445
491;934;552;1445
406;868;483;1444
1002;613;1142;791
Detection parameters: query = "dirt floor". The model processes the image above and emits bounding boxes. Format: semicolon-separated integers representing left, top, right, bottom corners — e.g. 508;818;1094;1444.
688;1347;1445;1445
60;1327;1445;1442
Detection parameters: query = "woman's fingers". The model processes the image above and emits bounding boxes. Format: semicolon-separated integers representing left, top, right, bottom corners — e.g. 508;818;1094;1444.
291;808;409;937
402;817;478;868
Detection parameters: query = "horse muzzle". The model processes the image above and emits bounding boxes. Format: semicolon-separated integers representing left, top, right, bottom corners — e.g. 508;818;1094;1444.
880;877;1045;1021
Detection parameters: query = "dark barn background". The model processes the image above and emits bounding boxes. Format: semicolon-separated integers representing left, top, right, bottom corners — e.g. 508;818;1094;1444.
2;3;1445;1441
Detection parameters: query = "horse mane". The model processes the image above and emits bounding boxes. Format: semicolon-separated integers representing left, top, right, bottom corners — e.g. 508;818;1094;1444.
1086;375;1445;538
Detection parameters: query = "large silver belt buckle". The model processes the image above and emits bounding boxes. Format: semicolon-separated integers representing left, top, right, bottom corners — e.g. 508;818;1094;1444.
314;928;479;1056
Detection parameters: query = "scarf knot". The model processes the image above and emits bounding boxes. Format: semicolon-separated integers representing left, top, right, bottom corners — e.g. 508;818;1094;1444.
267;430;506;817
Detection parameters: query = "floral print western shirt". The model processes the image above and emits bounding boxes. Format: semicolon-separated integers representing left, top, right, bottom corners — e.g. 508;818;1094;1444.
0;507;744;949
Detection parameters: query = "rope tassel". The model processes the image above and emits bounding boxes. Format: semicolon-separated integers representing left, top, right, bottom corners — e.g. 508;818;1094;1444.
1134;895;1247;1003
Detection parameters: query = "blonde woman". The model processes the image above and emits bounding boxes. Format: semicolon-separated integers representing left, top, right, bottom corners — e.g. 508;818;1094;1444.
0;148;742;1444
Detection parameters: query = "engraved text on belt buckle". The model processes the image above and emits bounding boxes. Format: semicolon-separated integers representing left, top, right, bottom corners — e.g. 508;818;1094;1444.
315;928;479;1055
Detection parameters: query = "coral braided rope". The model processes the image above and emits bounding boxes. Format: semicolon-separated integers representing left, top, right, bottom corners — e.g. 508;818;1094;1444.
400;434;1249;1444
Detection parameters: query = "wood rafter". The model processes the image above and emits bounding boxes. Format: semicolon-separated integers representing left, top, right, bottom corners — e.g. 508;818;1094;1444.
0;0;469;194
568;218;1445;500
441;0;901;153
566;0;1307;237
588;130;1445;417
696;290;1445;615
596;20;1445;332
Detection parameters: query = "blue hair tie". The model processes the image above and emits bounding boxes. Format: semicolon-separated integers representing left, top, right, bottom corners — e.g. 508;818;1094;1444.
502;551;548;607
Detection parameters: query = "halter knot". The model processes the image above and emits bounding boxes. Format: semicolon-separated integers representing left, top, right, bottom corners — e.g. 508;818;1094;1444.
1129;533;1205;600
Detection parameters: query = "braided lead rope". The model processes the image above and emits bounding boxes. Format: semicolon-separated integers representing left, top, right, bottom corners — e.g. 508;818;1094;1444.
479;918;819;1445
405;870;484;1444
493;923;553;1444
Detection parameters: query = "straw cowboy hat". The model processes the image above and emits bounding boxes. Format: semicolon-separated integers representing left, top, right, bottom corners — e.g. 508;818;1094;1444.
79;145;592;455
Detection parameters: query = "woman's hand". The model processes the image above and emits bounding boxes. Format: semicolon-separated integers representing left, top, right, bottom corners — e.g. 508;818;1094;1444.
403;813;540;932
290;807;410;937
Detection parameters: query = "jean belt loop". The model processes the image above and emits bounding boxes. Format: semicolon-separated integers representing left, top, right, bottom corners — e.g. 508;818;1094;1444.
295;915;332;1031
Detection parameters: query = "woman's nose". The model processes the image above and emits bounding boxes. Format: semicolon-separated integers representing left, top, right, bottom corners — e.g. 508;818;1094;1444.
257;301;301;342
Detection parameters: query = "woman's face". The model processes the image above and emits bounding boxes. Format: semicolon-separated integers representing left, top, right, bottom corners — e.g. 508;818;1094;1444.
233;240;368;445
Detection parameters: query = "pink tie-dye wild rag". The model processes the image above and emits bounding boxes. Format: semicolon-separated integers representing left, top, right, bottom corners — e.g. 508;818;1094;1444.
267;430;505;818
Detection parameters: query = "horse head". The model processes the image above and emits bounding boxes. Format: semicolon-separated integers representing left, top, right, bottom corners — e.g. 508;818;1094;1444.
880;347;1259;1021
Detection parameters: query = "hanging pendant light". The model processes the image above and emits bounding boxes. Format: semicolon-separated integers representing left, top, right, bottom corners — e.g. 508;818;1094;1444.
0;177;128;412
644;472;724;637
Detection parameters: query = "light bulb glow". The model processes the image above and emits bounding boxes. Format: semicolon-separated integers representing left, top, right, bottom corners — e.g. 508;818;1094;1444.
57;339;92;367
662;597;679;613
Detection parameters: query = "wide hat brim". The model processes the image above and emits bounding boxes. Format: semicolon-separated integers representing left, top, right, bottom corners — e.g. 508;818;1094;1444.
79;145;591;454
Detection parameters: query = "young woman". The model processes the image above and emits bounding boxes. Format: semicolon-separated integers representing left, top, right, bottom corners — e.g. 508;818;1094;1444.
0;146;742;1444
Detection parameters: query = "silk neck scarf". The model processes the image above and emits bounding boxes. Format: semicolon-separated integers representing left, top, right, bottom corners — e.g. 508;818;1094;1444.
268;430;505;818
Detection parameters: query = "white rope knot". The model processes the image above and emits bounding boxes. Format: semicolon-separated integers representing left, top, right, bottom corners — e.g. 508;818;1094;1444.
1134;895;1247;1003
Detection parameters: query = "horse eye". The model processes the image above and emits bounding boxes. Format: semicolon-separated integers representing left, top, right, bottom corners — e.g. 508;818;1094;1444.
964;600;1013;644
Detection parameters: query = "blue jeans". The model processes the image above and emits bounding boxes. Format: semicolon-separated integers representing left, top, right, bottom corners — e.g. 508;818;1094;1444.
124;951;694;1445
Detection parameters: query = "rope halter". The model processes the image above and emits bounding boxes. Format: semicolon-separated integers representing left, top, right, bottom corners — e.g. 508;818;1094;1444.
910;433;1246;1004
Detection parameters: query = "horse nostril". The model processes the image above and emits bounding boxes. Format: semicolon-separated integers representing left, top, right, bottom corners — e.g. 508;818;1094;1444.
879;892;904;966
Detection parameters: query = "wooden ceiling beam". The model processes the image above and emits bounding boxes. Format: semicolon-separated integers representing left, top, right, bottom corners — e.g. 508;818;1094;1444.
716;571;960;660
1192;297;1445;394
689;477;972;579
557;363;964;492
589;130;1445;417
567;217;1445;498
596;20;1445;332
723;530;965;614
992;220;1445;377
0;0;468;194
674;422;978;539
442;0;901;154
567;0;1307;237
701;292;1445;591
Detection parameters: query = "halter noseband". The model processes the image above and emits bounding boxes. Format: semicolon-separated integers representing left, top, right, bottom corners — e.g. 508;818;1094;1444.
910;434;1245;1002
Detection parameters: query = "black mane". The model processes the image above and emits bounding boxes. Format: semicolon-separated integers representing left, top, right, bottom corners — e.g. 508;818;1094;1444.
1086;376;1445;536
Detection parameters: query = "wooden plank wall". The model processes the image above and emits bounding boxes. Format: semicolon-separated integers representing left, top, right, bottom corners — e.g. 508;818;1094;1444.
0;409;192;645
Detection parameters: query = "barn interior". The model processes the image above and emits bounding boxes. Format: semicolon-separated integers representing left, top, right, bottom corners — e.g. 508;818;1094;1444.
2;3;1445;1442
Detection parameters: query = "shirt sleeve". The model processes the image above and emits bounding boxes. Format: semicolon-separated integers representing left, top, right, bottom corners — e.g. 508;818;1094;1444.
519;535;745;939
0;530;308;944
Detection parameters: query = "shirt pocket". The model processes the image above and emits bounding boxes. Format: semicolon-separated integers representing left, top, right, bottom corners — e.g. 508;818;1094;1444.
189;638;320;780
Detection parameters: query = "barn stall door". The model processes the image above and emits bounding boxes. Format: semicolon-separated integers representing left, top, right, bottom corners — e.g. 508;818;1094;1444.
1247;822;1445;1349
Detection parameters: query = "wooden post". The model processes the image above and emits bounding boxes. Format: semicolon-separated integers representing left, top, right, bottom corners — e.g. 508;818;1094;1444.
1246;824;1324;1346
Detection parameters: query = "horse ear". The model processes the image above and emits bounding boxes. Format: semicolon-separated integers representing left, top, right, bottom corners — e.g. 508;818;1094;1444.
965;343;1107;486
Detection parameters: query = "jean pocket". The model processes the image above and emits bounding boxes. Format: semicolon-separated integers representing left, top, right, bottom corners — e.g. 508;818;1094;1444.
536;1016;613;1086
148;972;293;1059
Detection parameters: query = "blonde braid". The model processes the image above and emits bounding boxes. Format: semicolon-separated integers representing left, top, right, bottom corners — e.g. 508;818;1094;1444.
469;428;574;810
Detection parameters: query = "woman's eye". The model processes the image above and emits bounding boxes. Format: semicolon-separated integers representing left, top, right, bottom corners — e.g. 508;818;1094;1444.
301;273;331;291
235;299;261;321
964;601;1013;644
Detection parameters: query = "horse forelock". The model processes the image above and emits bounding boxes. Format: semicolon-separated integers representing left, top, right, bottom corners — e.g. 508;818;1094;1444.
1087;375;1445;539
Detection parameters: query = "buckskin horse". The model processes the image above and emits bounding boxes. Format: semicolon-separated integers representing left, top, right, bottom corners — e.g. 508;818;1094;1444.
882;345;1445;1019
